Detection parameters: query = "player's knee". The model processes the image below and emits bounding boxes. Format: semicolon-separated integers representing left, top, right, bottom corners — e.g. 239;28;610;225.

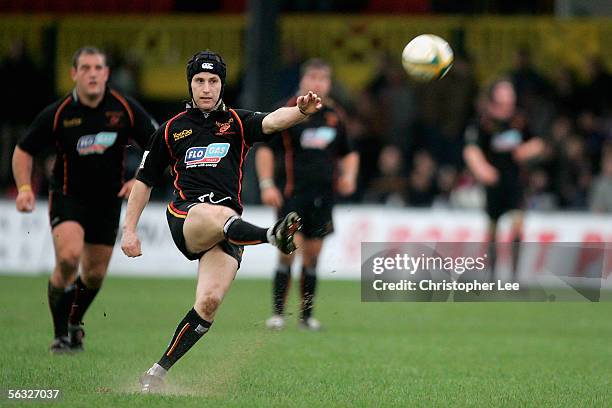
195;294;222;318
57;250;80;273
302;252;319;269
82;270;106;288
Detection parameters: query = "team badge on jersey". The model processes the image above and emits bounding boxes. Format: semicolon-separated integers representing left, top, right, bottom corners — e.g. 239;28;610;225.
215;117;235;136
105;111;124;127
185;143;230;168
76;132;118;155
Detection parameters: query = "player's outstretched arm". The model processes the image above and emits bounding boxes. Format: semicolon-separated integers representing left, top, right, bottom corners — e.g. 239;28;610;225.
121;179;152;257
12;146;35;213
262;91;322;134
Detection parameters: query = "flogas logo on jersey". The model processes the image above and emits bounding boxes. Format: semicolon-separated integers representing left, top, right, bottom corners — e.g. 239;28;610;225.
76;132;117;155
185;143;230;168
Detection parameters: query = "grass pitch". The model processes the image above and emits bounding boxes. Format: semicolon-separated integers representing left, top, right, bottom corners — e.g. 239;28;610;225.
1;275;610;407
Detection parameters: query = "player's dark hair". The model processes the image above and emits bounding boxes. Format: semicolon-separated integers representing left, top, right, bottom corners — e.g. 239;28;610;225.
300;58;331;78
71;46;106;68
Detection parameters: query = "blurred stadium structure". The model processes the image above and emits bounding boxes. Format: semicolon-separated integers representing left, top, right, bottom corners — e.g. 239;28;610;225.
0;1;610;281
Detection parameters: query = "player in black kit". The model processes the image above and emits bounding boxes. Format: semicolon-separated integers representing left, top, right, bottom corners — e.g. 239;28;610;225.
12;46;158;353
463;79;545;279
256;59;358;331
121;50;321;392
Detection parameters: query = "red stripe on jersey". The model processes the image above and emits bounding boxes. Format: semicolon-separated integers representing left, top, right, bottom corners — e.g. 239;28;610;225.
282;131;294;198
62;153;68;194
110;89;135;127
229;109;248;208
164;111;188;200
53;96;72;132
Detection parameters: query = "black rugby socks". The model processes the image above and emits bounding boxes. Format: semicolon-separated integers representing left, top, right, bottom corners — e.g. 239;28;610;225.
273;264;292;315
48;281;76;338
69;276;100;325
300;266;317;321
158;308;212;371
223;216;270;246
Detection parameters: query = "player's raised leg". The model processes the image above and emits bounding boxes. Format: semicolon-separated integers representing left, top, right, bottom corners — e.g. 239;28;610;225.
68;244;113;351
298;238;323;331
48;221;83;353
183;202;301;255
140;246;237;392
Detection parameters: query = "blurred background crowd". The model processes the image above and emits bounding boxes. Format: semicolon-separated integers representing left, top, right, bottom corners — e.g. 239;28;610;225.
0;0;611;213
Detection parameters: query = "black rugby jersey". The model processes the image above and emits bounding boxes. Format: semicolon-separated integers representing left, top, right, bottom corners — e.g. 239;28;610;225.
137;106;272;214
18;87;157;199
464;114;532;182
268;97;353;198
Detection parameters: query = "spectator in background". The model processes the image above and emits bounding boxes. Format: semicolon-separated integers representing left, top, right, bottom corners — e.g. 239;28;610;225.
557;135;591;209
432;165;458;209
552;66;580;117
414;53;477;166
509;47;554;137
577;111;607;175
509;47;549;109
581;56;612;116
277;46;304;100
0;39;49;191
367;54;417;148
406;149;437;207
108;49;142;97
525;167;557;211
589;144;612;213
363;144;407;205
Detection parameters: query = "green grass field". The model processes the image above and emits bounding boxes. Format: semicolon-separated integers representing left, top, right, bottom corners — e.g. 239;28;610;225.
1;275;611;407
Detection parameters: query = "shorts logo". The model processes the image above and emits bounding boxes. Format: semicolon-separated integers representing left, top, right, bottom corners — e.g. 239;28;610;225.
173;129;193;141
185;143;230;168
202;62;214;69
76;132;118;155
215;117;235;135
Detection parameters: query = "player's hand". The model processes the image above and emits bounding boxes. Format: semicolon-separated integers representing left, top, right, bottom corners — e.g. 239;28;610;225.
15;190;35;213
117;178;136;199
475;165;499;186
337;175;356;196
261;186;283;209
512;140;542;163
297;91;323;115
121;229;142;257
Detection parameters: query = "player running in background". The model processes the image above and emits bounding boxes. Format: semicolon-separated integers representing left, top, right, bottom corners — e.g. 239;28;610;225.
121;50;321;392
12;46;158;353
463;78;545;279
256;59;359;331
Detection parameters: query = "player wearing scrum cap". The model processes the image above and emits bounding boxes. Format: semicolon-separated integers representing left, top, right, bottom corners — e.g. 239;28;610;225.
121;50;322;392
